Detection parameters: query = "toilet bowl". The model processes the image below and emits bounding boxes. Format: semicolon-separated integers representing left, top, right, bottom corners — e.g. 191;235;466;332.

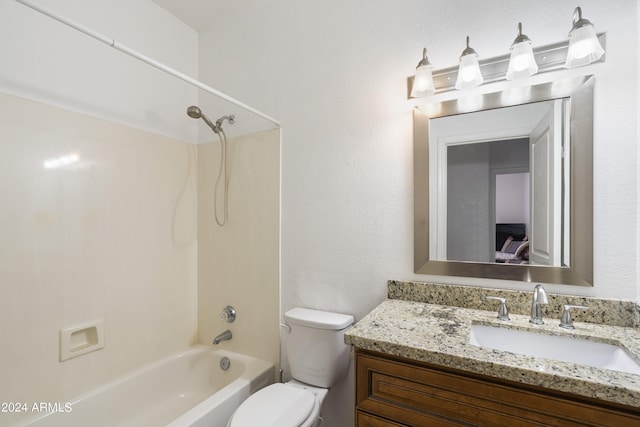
226;308;353;427
226;380;328;427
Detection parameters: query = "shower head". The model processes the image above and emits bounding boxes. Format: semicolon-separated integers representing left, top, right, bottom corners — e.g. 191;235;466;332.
187;105;219;133
187;105;202;119
187;106;235;134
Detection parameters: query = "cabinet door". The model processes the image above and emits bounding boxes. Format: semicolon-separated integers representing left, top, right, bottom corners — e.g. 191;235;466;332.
355;350;640;427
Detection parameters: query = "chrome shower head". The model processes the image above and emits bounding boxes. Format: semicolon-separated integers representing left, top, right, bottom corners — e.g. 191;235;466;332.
187;105;219;133
187;105;202;119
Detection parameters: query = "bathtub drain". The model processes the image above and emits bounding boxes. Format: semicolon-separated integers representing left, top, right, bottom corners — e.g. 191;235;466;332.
220;357;231;371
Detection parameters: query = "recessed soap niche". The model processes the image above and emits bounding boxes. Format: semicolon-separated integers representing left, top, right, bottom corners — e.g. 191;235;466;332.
59;320;105;362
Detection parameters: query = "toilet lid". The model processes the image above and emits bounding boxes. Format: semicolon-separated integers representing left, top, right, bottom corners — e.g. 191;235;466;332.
228;383;316;427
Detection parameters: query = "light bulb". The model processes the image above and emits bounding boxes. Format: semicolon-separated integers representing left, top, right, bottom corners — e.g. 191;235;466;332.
565;25;604;68
506;43;538;80
506;23;538;81
565;7;605;68
456;54;483;89
455;36;483;90
411;48;435;97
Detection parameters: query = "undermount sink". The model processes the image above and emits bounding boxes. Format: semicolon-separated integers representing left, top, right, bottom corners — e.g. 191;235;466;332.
469;324;640;376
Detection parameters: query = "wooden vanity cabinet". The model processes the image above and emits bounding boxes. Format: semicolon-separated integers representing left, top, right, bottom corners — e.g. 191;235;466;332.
355;349;640;427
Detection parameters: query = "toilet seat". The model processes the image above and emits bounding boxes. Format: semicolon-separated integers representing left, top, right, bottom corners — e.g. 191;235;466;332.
227;383;320;427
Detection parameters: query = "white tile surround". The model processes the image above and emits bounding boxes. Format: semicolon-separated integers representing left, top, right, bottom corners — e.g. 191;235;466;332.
0;92;198;425
0;89;281;427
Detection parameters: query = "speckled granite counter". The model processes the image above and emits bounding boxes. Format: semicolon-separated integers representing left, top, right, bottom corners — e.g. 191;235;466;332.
345;299;640;408
388;280;640;328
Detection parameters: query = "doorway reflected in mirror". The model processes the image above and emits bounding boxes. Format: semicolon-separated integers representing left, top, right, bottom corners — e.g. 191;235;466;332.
430;100;568;267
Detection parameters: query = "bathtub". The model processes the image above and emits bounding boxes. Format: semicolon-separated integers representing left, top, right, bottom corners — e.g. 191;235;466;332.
21;346;274;427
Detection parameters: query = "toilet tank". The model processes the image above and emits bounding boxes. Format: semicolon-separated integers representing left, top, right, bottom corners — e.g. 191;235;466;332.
284;308;354;388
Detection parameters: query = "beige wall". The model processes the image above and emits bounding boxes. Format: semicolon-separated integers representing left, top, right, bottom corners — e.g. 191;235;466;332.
197;129;281;372
0;92;198;425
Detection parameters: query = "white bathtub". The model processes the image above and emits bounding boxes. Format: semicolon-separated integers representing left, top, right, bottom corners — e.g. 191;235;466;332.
21;346;274;427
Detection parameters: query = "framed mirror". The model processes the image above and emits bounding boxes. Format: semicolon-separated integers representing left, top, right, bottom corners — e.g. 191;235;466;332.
414;75;593;286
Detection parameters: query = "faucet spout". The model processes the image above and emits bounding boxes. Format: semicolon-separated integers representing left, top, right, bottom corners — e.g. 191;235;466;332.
530;284;548;325
213;329;232;345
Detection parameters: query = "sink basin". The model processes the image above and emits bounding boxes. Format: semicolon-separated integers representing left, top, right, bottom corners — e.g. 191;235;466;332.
469;324;640;375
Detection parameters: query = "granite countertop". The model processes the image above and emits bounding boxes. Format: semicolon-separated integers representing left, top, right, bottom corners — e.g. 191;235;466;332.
345;299;640;408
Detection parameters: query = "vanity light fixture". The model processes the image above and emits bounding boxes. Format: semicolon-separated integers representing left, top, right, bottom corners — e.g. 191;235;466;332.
410;48;435;97
565;6;604;68
506;23;538;80
408;6;606;98
455;36;483;90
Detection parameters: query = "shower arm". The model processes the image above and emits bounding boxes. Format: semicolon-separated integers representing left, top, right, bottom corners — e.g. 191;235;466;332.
14;0;281;128
216;115;235;128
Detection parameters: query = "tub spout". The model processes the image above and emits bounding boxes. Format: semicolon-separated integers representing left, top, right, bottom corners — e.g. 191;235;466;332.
213;329;232;345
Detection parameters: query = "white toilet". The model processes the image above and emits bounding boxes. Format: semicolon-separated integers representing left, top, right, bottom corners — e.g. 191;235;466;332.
227;307;354;427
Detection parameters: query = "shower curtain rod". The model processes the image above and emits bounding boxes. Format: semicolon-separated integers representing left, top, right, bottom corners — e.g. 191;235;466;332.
14;0;282;128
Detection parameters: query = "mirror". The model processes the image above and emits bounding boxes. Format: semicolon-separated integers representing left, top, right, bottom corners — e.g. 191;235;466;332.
414;75;593;286
430;99;568;266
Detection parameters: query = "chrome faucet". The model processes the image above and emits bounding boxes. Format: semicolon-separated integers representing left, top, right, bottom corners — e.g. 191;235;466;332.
530;284;548;325
213;329;232;345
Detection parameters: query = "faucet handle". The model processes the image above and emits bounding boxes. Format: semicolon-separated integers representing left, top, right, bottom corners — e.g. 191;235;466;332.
219;306;236;323
485;296;510;321
559;304;588;329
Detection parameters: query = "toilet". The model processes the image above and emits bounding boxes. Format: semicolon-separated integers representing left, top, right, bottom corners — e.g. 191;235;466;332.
227;307;354;427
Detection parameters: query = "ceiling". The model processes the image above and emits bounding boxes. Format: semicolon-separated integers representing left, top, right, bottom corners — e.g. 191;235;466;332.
153;0;271;32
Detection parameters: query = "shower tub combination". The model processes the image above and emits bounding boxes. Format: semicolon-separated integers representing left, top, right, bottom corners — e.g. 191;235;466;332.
21;346;273;427
10;3;277;427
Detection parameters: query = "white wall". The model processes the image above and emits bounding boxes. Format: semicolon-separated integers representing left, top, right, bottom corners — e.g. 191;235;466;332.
0;0;199;142
447;143;491;262
496;173;530;224
198;1;638;425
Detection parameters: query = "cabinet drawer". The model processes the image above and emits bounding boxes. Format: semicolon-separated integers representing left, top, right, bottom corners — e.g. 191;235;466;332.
355;350;640;427
357;410;406;427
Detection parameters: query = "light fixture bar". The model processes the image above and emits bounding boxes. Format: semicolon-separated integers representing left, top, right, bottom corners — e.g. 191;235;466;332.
408;33;605;98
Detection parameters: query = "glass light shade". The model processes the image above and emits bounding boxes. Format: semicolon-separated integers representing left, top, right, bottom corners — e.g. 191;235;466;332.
411;65;435;97
506;41;538;80
565;25;604;68
455;54;483;89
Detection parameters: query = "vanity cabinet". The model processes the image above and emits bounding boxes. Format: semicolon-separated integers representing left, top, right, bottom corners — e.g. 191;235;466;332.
355;349;640;427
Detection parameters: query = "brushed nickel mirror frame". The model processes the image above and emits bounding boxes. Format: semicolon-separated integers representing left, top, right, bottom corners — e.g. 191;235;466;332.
414;75;594;286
